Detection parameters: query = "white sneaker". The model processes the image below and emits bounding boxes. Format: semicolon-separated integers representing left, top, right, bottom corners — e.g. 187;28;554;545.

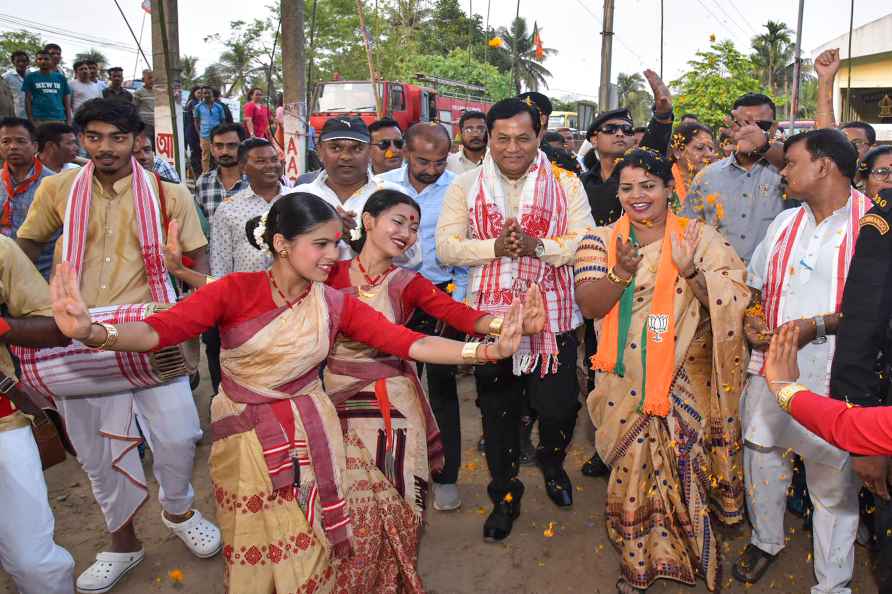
432;482;462;511
162;509;222;558
76;550;144;594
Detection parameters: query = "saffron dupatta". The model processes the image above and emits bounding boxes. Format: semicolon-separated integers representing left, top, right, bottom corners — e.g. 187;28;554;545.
591;213;686;417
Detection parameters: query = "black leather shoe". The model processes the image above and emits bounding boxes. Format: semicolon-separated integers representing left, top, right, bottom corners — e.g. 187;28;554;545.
543;467;573;508
483;498;521;542
581;452;609;477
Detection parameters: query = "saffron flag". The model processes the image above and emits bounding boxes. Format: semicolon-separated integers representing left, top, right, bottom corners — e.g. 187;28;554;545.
533;22;544;61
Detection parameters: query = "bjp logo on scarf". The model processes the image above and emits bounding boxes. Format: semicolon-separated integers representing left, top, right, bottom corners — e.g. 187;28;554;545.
647;314;669;343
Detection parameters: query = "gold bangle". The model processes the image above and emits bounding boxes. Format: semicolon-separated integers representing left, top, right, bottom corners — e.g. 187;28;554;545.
607;267;632;287
461;341;481;363
85;321;118;350
776;383;808;413
488;317;504;336
205;275;217;285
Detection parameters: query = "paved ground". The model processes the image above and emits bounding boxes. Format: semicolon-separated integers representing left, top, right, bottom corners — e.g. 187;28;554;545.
1;373;878;593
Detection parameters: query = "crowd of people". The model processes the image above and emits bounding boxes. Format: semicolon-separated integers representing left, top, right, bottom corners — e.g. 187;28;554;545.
2;35;892;594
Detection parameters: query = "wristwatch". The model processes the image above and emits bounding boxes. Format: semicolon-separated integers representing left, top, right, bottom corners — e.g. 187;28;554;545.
812;315;827;344
534;240;546;258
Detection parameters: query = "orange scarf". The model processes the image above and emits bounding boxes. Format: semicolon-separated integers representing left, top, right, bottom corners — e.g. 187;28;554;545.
591;213;683;417
671;162;688;208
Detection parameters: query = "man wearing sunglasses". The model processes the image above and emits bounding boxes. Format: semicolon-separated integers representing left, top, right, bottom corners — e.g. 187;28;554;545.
368;117;405;175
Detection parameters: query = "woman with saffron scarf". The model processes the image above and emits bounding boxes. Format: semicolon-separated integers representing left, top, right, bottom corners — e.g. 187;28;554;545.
669;122;716;212
50;192;526;594
574;148;749;593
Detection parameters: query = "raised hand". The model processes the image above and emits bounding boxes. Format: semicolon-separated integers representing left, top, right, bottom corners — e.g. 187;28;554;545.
163;220;184;273
814;48;841;80
521;285;546;335
644;69;673;116
729;107;769;155
765;324;800;388
670;219;702;277
493;298;524;358
50;262;92;341
336;206;357;239
614;235;642;279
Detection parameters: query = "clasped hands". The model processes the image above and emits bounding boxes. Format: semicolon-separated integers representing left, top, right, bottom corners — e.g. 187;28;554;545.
494;218;540;258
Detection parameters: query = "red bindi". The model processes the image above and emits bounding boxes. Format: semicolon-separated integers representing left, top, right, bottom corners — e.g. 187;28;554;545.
409;215;417;222
335;231;342;240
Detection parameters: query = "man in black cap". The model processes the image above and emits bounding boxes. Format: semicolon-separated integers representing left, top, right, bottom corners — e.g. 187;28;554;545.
294;116;408;260
518;91;582;175
577;69;674;478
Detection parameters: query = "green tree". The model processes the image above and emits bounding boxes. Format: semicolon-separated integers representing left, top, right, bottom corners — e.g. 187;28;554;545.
395;48;514;100
201;64;226;93
494;17;556;93
751;21;793;94
671;40;772;130
205;18;274;96
180;55;200;90
74;49;108;72
0;30;45;63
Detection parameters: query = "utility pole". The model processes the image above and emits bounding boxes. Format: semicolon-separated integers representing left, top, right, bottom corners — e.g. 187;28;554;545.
356;0;382;118
598;0;615;111
281;0;306;183
151;0;184;177
659;0;664;79
787;0;804;134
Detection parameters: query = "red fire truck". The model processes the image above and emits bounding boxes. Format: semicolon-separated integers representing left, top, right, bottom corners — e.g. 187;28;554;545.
309;75;492;139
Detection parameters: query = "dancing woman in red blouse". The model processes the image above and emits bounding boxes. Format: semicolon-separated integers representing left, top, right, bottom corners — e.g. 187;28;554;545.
50;193;526;594
765;324;892;457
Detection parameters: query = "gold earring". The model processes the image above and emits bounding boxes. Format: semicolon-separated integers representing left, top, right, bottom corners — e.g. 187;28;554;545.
279;249;288;258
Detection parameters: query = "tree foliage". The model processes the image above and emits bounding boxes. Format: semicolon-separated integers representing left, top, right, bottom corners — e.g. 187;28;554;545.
671;40;774;130
0;30;45;63
396;49;514;101
750;21;793;95
74;49;108;71
493;17;556;93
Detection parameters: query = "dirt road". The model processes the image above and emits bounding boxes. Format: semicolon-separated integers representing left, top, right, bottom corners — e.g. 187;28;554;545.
2;374;876;593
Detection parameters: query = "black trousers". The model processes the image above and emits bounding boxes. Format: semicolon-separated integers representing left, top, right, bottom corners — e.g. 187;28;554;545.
870;493;892;592
474;332;580;502
202;327;222;394
407;292;462;485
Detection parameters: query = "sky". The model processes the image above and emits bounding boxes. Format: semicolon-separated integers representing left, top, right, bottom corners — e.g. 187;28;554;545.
3;1;890;101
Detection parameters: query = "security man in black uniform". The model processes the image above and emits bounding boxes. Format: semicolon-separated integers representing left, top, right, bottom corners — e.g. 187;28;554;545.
830;186;892;592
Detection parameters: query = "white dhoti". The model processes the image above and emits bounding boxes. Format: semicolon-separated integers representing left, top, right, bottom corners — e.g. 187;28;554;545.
741;375;859;594
57;376;202;532
0;422;75;594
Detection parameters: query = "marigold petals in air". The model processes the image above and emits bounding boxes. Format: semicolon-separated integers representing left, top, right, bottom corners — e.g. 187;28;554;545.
543;521;556;537
168;569;184;583
488;37;504;48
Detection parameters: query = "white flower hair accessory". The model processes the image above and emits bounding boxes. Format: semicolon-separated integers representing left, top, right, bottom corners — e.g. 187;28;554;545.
349;226;363;242
253;212;271;255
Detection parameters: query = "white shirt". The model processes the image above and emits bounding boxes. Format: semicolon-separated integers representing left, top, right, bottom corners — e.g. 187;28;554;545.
209;184;285;277
741;199;853;467
68;79;103;112
293;171;420;267
446;149;483;175
2;70;27;118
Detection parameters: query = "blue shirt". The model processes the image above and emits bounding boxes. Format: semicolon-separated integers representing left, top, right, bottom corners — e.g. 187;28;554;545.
193;101;226;139
380;165;467;301
22;71;69;121
0;161;58;278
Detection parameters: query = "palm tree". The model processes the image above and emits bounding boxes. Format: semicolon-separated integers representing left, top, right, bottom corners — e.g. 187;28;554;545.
217;41;263;96
180;55;199;90
495;17;556;93
616;72;644;107
74;49;108;71
751;21;793;94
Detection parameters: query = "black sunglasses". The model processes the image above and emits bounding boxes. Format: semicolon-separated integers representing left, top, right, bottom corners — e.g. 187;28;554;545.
600;123;634;136
374;139;404;150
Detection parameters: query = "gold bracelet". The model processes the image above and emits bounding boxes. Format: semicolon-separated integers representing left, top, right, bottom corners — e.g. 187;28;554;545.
488;317;504;336
85;321;118;350
776;383;808;413
205;275;217;284
607;267;632;287
461;341;481;364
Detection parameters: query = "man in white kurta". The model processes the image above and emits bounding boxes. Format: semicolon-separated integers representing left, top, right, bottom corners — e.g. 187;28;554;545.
738;129;866;594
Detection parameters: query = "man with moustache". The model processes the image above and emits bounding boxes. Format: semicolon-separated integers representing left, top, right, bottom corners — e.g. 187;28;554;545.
381;122;468;511
294;116;407;261
15;98;218;593
448;110;487;174
368;117;405;174
35;122;79;173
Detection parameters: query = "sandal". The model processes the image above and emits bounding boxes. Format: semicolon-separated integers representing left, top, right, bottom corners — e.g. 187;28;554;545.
162;509;222;559
732;543;777;584
616;578;645;593
76;550;144;594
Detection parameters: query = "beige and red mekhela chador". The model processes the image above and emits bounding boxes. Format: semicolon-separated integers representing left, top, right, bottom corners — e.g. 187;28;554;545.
577;217;749;591
143;271;432;594
323;260;485;592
